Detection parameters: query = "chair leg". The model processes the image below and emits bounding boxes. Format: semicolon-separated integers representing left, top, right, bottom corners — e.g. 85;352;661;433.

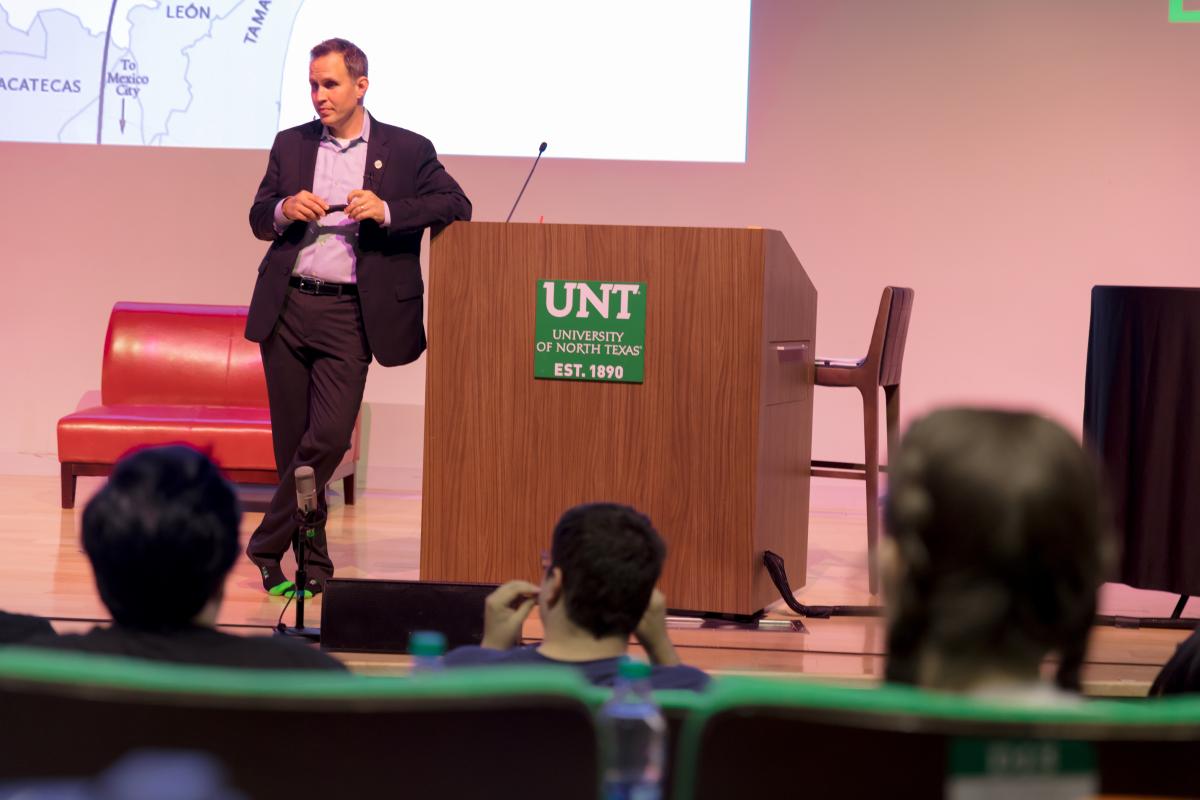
61;463;76;510
343;473;356;506
884;383;901;463
862;387;881;595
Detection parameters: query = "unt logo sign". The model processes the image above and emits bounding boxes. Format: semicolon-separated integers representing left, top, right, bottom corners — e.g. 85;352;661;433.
534;279;646;383
1171;0;1200;21
542;281;641;320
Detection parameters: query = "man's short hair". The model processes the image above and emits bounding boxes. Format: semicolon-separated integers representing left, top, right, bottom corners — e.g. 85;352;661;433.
310;38;368;79
550;503;666;639
82;446;241;630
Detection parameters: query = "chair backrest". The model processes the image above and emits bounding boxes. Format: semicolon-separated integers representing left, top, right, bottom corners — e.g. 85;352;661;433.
0;648;598;798
101;302;269;407
865;286;914;388
674;676;1200;799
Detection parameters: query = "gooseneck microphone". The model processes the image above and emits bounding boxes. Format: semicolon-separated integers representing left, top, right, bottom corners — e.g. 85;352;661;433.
505;141;548;223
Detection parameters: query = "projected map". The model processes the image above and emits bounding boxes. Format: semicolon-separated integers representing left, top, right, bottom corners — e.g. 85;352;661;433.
0;0;302;148
0;0;751;160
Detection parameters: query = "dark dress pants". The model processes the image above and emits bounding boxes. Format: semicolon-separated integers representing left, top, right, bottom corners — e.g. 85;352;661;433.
247;288;371;582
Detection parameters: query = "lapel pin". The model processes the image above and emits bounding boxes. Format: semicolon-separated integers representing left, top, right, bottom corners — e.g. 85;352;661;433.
374;160;383;169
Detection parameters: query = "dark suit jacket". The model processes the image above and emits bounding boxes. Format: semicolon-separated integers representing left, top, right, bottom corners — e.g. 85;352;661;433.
246;114;471;366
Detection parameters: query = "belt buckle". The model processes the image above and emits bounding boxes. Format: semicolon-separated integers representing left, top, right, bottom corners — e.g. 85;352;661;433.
298;276;325;295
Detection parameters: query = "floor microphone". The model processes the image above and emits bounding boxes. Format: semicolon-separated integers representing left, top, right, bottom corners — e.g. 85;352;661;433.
283;464;321;640
295;465;318;516
505;141;548;223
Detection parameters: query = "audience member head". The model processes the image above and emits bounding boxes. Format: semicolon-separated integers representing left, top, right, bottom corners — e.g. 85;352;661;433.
542;503;666;640
82;445;241;631
882;408;1112;693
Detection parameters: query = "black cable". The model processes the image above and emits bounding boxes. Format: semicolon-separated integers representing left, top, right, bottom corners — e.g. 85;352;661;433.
275;589;295;633
763;550;885;618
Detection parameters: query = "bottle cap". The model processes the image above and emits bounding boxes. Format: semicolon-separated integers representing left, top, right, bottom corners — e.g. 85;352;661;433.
617;656;653;680
409;630;447;657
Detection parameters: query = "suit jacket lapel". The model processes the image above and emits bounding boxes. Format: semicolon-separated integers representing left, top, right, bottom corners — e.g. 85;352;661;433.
299;120;322;191
363;112;390;192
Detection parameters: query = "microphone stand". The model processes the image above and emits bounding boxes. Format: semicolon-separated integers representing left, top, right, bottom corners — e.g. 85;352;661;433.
505;142;548;222
278;509;322;641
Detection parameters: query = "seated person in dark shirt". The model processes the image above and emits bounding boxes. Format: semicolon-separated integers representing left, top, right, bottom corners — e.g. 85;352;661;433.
1150;627;1200;696
444;502;709;691
29;445;343;671
0;610;54;643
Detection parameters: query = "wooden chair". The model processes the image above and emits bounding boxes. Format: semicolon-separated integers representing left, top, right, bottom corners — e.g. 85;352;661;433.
811;287;914;594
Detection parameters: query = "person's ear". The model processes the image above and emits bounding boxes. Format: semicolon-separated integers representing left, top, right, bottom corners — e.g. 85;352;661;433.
541;567;564;608
356;75;368;102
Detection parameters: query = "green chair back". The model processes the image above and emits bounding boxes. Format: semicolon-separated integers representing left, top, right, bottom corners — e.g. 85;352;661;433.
0;648;598;798
672;676;1200;799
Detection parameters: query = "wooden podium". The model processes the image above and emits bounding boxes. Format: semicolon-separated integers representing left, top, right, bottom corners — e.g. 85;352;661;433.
420;222;816;616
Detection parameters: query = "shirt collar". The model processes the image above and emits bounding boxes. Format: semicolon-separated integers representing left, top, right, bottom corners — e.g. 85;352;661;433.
322;108;371;144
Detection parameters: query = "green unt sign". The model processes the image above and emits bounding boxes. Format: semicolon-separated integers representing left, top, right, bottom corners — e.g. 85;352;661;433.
1171;0;1200;22
534;279;646;383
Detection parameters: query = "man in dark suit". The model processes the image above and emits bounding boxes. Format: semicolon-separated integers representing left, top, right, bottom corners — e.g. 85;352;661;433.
245;38;471;596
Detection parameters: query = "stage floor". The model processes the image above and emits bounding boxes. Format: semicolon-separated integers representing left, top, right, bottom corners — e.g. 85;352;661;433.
1;474;1192;696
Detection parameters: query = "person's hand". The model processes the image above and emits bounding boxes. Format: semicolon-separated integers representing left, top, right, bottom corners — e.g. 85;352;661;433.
282;191;329;222
481;580;540;650
635;589;680;666
346;189;387;224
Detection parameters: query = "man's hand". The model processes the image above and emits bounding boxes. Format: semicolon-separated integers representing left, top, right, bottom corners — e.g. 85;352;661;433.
346;189;387;224
634;589;681;666
480;580;540;651
282;191;329;222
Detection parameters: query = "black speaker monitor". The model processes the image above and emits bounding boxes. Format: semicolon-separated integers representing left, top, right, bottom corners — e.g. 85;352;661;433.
320;578;499;654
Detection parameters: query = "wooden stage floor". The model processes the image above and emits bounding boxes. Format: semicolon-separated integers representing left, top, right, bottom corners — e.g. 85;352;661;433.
1;474;1193;697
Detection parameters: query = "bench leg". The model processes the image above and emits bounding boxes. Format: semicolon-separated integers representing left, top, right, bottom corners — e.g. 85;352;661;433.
343;473;356;506
61;463;76;510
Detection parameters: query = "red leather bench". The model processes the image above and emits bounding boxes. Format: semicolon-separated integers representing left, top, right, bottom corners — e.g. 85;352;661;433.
57;302;359;509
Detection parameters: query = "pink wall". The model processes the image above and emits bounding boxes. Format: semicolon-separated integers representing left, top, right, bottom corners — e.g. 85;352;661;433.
3;0;1198;488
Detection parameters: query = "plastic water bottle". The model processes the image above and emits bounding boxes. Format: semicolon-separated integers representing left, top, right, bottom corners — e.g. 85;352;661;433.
597;657;667;800
408;630;446;674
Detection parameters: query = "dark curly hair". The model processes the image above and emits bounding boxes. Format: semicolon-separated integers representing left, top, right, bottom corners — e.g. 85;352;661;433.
551;503;666;639
882;408;1113;692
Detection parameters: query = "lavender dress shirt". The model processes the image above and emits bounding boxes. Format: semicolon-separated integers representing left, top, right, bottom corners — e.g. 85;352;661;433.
272;111;392;284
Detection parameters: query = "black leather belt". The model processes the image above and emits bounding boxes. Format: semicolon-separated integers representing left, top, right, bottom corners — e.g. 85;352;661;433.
289;276;358;296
